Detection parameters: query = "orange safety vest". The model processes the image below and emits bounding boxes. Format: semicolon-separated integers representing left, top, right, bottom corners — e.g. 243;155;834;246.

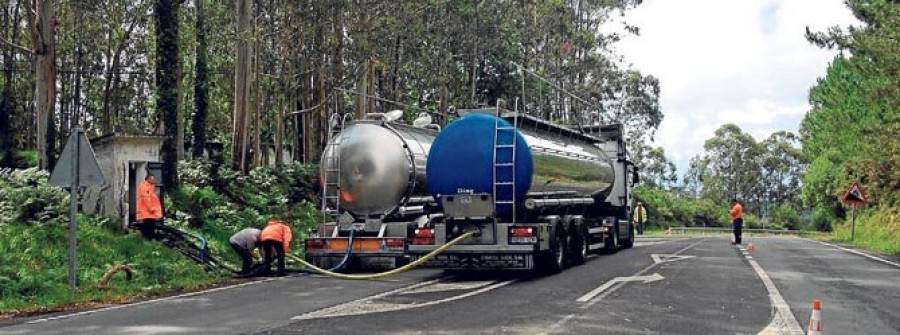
136;180;163;220
730;203;743;221
260;220;293;252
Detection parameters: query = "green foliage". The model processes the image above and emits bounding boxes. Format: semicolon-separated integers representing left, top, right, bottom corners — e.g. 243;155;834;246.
801;0;900;241
831;206;900;255
810;206;835;232
14;150;38;168
770;204;802;230
0;173;217;313
801;0;900;218
0;161;323;313
633;186;720;228
0;169;68;226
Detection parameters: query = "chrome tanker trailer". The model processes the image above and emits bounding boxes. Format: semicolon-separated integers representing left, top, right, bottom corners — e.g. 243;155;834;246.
305;112;441;269
407;108;638;273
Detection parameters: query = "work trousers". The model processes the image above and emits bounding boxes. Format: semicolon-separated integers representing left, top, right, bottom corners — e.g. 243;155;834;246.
136;218;163;240
262;240;286;275
733;218;743;245
231;243;254;274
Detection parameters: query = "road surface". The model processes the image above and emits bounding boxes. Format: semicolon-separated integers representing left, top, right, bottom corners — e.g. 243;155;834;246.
2;236;898;334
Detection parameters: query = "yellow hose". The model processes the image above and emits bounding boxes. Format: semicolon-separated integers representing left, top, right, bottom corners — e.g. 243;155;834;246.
286;231;476;280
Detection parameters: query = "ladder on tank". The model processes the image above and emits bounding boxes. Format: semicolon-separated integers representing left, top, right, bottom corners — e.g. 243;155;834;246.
492;103;518;224
321;113;352;223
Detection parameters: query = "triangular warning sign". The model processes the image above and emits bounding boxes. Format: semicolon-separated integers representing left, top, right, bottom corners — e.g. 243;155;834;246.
49;128;105;188
841;182;866;205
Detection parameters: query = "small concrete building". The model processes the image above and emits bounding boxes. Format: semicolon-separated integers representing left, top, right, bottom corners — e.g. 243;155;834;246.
82;134;165;229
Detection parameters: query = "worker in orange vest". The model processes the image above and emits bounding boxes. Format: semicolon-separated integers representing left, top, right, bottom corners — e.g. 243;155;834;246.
260;219;292;276
731;199;744;245
135;173;164;238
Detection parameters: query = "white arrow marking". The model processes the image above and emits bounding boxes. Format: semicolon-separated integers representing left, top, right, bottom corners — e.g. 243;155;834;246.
576;273;664;302
651;254;696;264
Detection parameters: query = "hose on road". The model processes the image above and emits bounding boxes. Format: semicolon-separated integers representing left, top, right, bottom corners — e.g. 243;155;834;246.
286;230;476;280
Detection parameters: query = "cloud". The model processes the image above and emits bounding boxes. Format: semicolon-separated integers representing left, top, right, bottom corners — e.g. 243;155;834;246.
613;0;859;174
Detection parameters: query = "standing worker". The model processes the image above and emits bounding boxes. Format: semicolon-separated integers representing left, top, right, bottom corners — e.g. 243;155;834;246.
731;199;743;245
229;228;261;275
135;173;163;239
634;202;647;235
260;219;292;276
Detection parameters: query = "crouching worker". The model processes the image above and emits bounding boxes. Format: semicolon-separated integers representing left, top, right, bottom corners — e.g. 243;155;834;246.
260;219;292;276
229;228;261;275
134;173;163;239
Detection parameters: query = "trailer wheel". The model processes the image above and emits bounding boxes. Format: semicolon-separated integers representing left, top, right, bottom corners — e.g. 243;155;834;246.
568;221;587;266
538;223;566;274
620;222;635;249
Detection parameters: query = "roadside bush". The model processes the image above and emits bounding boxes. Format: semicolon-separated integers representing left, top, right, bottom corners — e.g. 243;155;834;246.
770;204;802;230
633;186;724;228
810;206;835;232
0;168;68;226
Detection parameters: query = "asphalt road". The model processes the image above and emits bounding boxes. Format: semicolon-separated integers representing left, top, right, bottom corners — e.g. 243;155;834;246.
2;236;899;335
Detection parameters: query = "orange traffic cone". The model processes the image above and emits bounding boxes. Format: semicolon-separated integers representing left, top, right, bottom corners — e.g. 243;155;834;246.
807;300;823;335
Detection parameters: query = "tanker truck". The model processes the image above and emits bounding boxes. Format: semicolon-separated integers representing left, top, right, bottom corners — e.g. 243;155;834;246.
407;108;638;273
304;112;442;270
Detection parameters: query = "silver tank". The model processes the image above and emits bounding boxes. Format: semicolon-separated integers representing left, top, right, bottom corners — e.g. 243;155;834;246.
520;126;616;199
320;121;436;217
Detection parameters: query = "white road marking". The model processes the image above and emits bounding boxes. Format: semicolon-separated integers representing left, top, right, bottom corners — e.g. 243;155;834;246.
650;254;696;264
817;241;900;269
292;279;515;320
580;238;706;308
576;273;664;302
739;246;804;335
538;314;576;335
399;280;496;295
26;277;282;324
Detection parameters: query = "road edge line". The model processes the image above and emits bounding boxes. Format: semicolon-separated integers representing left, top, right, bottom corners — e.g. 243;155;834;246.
741;247;803;335
26;277;281;324
816;240;900;269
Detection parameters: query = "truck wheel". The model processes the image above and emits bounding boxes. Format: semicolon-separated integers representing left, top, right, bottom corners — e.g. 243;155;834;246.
603;222;619;254
538;223;566;274
620;222;635;249
568;222;587;265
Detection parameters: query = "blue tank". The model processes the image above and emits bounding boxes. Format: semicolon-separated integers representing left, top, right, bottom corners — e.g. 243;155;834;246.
426;114;534;214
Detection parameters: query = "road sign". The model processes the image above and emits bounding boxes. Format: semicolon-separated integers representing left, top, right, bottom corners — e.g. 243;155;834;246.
840;182;866;205
48;128;105;289
50;128;105;187
840;182;866;242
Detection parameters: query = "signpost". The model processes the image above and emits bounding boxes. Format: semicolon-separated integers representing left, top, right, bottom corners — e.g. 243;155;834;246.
840;182;867;241
49;128;105;289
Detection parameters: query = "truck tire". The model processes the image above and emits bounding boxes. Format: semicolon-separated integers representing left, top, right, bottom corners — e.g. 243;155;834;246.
620;222;635;249
603;220;619;254
568;220;587;266
538;222;566;274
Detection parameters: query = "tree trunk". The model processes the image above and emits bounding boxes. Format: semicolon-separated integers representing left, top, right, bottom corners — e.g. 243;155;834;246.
252;45;261;169
191;0;208;159
232;0;252;172
155;0;180;188
1;0;22;167
31;0;56;170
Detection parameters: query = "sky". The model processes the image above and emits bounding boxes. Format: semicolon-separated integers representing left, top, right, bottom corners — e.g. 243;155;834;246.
613;0;860;174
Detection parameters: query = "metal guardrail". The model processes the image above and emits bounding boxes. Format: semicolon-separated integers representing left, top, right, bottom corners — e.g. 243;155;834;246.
669;227;829;236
